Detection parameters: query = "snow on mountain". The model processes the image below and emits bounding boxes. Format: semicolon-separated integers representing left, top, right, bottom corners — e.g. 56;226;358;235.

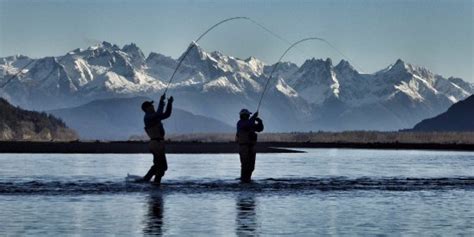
287;58;340;104
1;41;472;133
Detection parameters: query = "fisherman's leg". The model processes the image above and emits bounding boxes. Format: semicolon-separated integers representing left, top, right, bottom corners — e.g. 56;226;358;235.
143;163;157;181
144;140;160;181
240;145;253;183
153;141;168;184
247;145;256;181
239;145;250;182
242;145;255;182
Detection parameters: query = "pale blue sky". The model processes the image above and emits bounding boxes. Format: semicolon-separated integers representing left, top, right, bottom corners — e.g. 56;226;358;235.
0;0;472;81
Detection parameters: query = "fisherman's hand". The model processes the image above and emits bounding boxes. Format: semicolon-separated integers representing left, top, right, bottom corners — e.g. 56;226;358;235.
255;118;262;122
168;96;174;103
160;93;166;102
252;111;259;119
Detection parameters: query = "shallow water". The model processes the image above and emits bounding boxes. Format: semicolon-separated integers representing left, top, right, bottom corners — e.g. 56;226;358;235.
1;149;473;235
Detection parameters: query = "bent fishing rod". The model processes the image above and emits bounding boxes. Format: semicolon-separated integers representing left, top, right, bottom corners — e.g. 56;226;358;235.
256;37;345;112
162;16;309;94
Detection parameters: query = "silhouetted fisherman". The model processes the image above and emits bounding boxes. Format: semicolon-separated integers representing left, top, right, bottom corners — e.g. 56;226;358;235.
236;109;264;183
140;94;173;185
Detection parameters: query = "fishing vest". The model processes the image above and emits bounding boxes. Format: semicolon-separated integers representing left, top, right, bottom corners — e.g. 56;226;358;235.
236;129;257;145
145;123;165;140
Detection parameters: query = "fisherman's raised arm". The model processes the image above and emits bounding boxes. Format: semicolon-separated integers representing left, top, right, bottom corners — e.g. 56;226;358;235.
162;96;173;120
157;94;166;114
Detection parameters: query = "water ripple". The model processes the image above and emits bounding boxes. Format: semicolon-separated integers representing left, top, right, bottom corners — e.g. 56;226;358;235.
1;177;473;195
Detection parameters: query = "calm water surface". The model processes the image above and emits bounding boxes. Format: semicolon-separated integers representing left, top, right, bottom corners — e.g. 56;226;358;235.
0;149;473;236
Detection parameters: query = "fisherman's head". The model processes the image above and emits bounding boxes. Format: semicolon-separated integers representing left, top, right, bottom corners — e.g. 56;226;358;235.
239;109;251;120
141;101;155;113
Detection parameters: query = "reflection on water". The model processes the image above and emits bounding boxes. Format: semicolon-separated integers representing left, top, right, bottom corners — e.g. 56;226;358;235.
236;192;258;236
143;193;165;236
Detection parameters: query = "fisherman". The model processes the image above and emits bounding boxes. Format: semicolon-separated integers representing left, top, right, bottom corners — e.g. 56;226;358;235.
140;94;173;185
236;109;264;183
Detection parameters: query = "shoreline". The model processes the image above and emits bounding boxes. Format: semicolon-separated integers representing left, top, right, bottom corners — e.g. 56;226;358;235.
0;141;473;154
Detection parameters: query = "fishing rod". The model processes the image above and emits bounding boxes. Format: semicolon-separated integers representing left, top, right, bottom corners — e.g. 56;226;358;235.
256;37;344;112
162;17;247;94
162;16;307;94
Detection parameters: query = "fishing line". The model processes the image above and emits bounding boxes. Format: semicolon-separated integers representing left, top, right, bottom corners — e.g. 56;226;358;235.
163;17;248;94
163;16;307;94
256;37;344;111
38;57;67;85
163;16;364;95
247;18;365;72
0;60;36;88
1;52;75;90
2;17;362;99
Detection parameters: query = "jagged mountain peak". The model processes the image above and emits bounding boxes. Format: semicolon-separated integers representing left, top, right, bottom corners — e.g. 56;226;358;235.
2;54;31;61
289;57;340;104
86;41;120;52
384;59;425;73
298;58;333;75
335;59;355;71
122;42;141;52
394;58;405;65
381;59;436;81
245;56;258;62
376;59;418;79
334;59;360;84
388;58;408;72
325;57;333;65
100;41;119;49
122;42;139;51
146;52;172;63
301;57;332;68
181;42;229;62
121;43;145;67
180;42;206;60
244;56;264;65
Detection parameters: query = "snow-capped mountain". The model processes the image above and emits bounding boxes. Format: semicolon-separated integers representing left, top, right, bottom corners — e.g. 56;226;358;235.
1;41;472;133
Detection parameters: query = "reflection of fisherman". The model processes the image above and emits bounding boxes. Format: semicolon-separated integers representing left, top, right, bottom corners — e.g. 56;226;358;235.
141;94;173;185
236;193;258;236
143;194;164;235
236;109;264;183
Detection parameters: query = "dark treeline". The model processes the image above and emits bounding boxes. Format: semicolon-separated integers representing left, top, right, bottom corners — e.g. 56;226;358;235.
0;98;77;141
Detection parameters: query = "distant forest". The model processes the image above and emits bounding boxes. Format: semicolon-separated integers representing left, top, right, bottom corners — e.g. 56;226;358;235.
0;98;77;141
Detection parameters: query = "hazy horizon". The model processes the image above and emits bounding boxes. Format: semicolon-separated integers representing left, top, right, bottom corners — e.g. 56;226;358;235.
0;0;472;81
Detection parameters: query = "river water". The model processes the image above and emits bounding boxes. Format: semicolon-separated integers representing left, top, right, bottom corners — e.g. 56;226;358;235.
0;149;473;236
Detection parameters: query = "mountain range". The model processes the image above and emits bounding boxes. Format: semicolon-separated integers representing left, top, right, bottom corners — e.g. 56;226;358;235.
1;41;472;139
